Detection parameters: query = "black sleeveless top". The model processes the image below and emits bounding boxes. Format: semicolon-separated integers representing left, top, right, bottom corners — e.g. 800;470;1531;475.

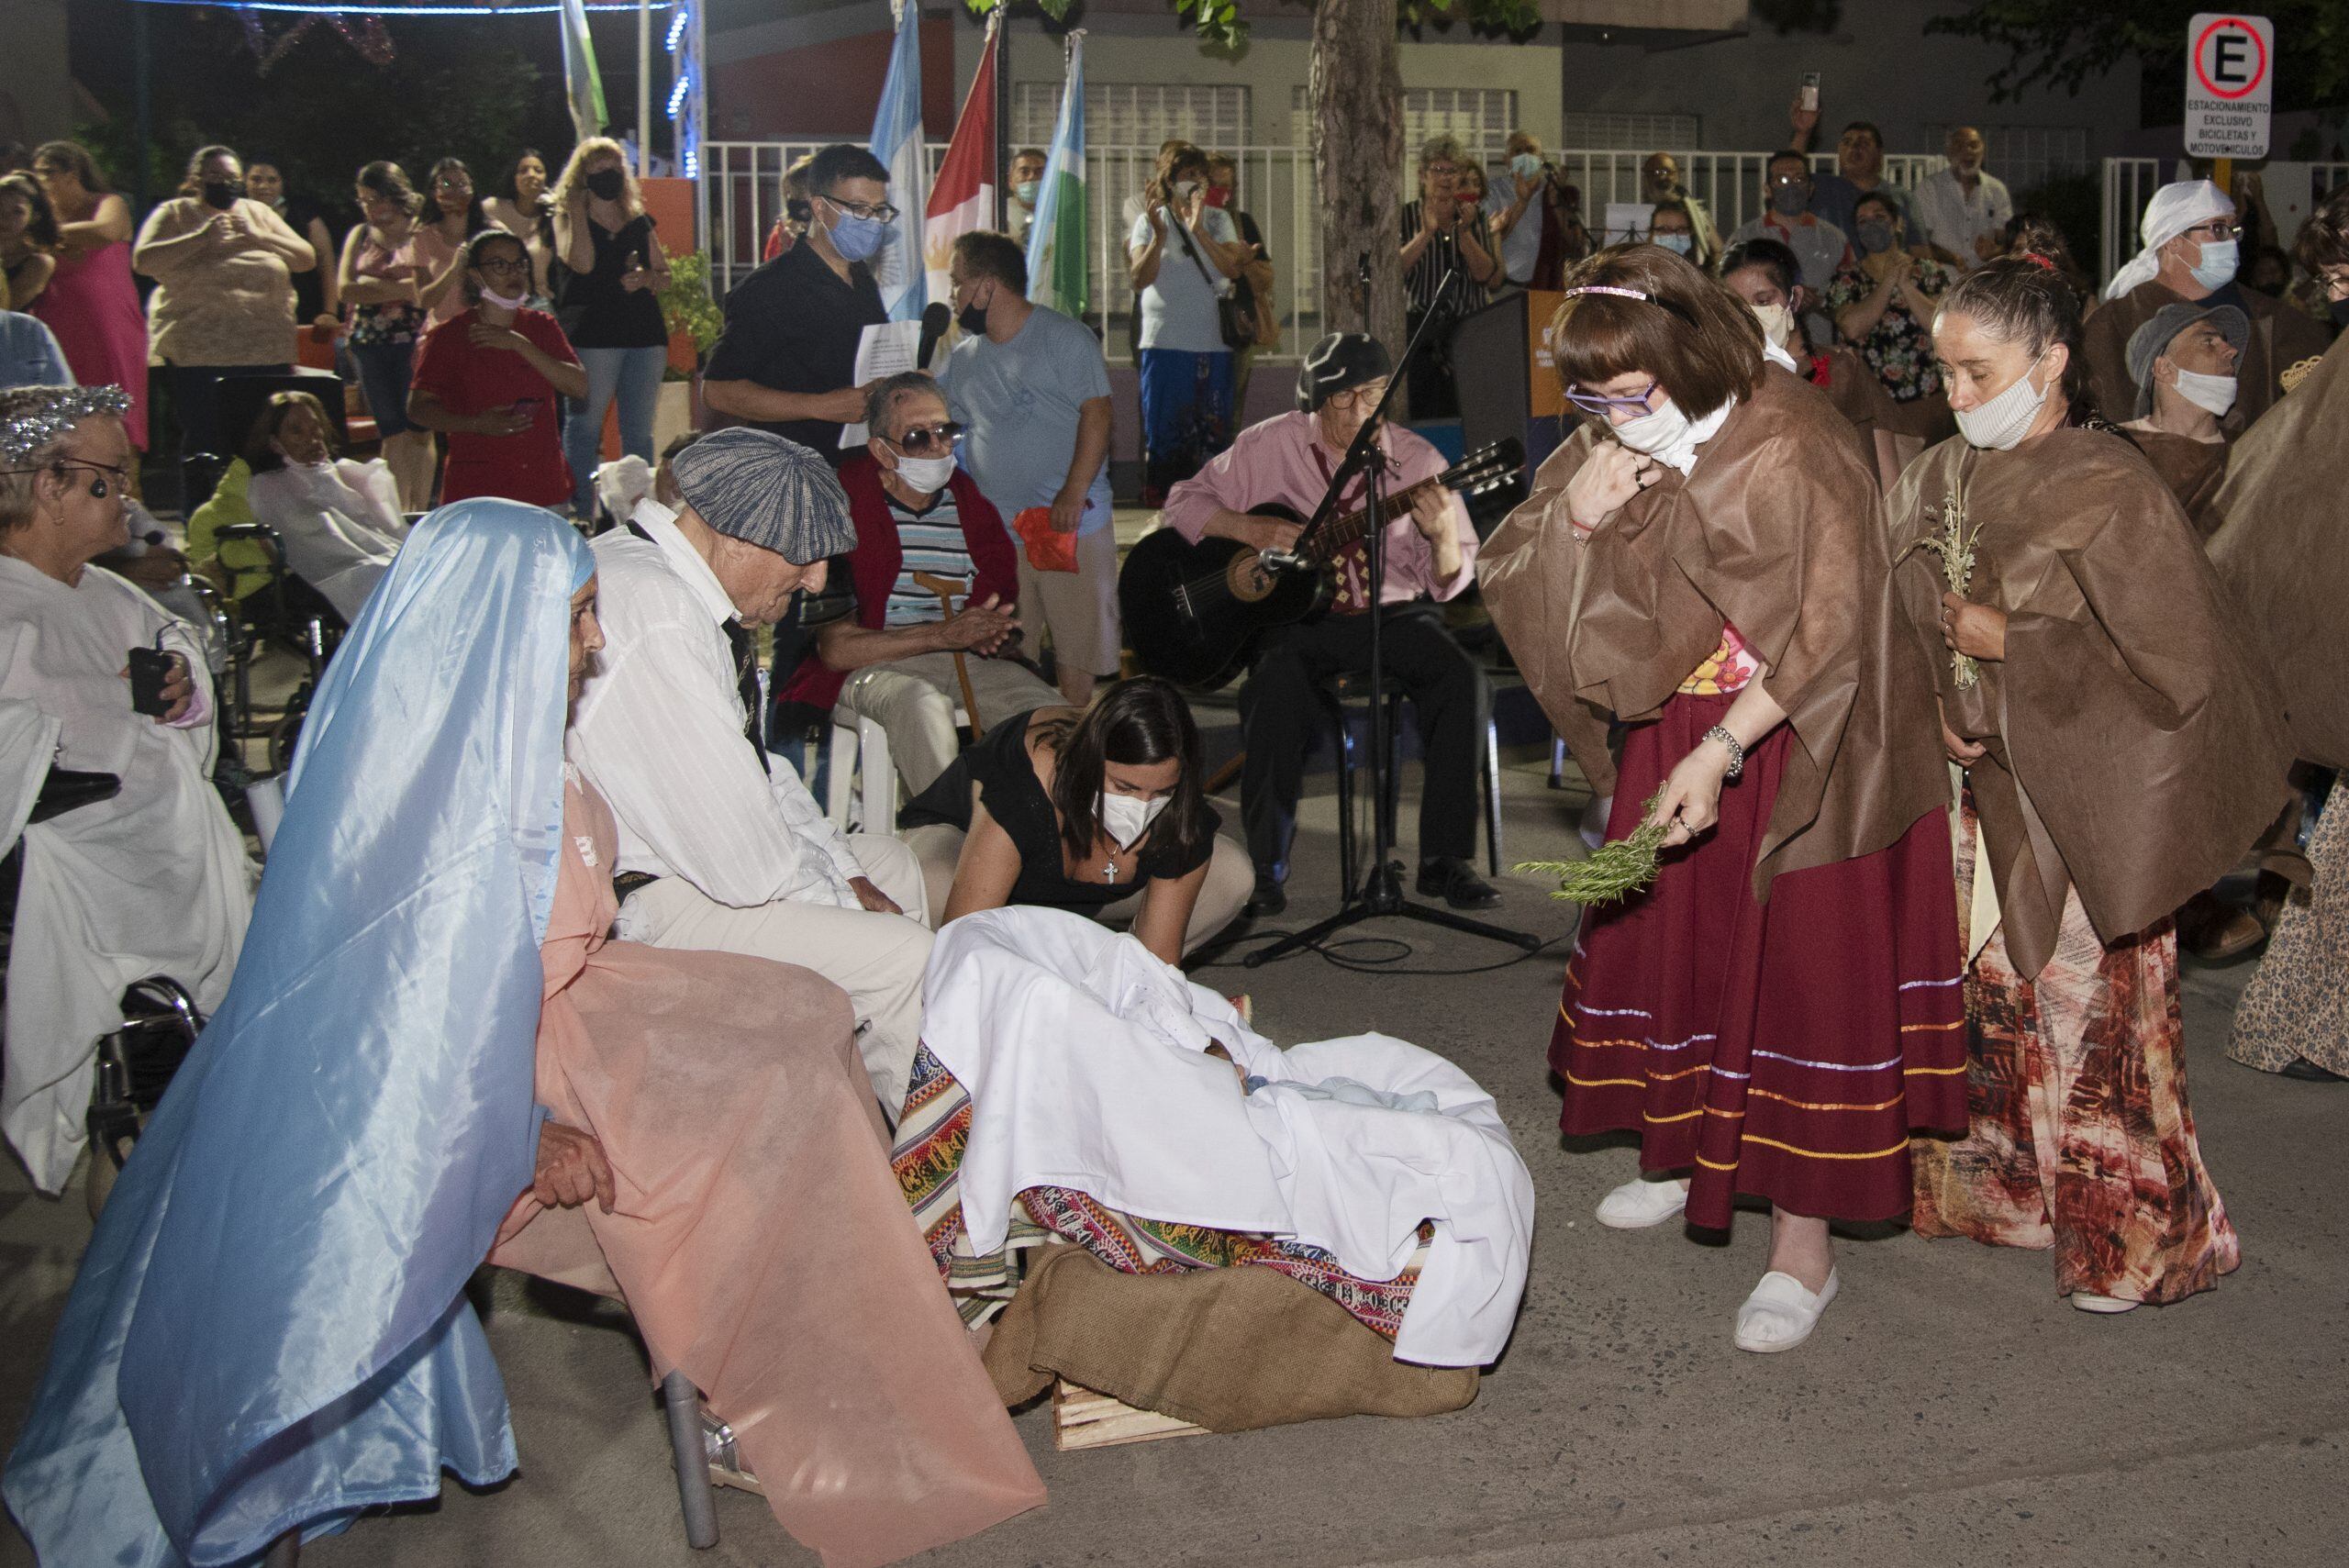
899;710;1219;912
562;212;668;350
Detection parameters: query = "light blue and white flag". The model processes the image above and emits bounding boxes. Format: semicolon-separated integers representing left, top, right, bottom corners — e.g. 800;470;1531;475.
559;0;607;146
868;0;931;321
1025;30;1089;320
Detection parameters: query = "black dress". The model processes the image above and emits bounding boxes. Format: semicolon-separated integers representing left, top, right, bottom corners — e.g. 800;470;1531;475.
560;212;669;350
900;711;1219;914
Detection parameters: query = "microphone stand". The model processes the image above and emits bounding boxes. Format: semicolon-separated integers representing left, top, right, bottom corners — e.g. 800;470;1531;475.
1248;267;1537;967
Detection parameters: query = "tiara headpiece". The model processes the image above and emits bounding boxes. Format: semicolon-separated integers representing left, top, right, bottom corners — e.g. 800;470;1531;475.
1;384;132;467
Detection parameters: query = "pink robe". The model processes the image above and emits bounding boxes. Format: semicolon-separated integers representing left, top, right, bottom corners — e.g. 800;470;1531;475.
491;780;1044;1567
32;240;151;450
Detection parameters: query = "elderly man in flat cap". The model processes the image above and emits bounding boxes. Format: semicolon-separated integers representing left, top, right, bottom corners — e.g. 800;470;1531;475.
570;427;933;1117
2118;301;2246;527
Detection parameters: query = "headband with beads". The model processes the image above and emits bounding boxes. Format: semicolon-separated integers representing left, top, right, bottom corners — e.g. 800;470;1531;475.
1559;282;1700;328
0;384;132;468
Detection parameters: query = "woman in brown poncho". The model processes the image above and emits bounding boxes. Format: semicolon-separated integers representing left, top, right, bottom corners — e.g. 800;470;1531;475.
1479;245;1966;1354
1893;257;2293;1311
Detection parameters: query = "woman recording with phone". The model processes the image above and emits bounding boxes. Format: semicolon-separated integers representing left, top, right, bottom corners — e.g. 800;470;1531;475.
1126;142;1250;505
551;137;673;517
131;144;316;469
406;229;584;508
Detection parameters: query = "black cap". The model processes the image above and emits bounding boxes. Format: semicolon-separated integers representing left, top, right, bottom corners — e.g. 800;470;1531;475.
1295;332;1394;413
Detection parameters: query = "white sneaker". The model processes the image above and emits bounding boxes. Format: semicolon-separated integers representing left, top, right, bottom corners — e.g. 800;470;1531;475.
1594;1175;1690;1229
1732;1268;1840;1353
2071;1291;2140;1314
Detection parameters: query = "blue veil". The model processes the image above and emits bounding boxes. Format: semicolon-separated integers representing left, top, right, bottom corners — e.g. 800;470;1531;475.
5;501;595;1566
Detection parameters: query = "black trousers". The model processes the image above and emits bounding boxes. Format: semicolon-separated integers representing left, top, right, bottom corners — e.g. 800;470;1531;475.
1235;602;1487;876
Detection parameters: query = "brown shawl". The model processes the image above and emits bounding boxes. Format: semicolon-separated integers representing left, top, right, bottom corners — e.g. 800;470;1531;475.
2129;429;2229;534
2202;331;2349;769
1887;429;2294;979
2081;279;2332;433
1479;363;1949;900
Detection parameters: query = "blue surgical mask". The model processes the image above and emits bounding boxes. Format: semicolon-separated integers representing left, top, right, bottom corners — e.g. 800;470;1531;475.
1014;180;1039;205
1654;232;1693;256
828;209;888;263
2189;237;2239;292
1510;153;1542;181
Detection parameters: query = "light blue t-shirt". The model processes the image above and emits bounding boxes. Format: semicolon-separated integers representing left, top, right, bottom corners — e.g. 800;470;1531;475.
1484;180;1542;285
0;312;72;390
939;304;1115;536
1127;205;1237;356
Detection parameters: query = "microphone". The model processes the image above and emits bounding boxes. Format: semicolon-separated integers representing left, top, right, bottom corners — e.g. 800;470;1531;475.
918;302;953;370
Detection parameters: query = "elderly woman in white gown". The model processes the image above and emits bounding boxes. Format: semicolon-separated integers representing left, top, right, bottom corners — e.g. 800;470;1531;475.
242;389;407;624
0;384;251;1193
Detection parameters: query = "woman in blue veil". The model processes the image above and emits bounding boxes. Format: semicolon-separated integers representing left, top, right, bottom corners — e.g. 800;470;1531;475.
6;499;596;1565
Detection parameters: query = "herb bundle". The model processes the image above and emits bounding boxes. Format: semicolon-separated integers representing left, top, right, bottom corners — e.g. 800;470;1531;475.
1517;791;1670;906
1902;489;1987;690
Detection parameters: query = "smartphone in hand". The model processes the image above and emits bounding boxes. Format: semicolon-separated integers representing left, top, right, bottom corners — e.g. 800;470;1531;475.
1799;72;1821;112
128;646;175;717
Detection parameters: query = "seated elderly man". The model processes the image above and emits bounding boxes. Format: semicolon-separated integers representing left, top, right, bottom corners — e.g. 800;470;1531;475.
0;384;252;1195
568;427;936;1115
776;372;1061;797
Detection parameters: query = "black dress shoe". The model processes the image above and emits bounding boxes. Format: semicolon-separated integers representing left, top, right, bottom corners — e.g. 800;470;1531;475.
1243;874;1286;918
2277;1056;2348;1083
1418;856;1501;910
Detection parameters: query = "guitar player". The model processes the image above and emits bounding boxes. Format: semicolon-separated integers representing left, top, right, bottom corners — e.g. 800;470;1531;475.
1162;331;1497;917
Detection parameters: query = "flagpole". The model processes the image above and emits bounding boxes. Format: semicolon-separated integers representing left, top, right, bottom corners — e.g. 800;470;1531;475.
636;0;651;175
993;6;1010;231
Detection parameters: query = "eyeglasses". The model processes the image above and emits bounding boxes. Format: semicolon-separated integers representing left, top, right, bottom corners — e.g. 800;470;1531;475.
1423;164;1462;178
821;193;901;226
1768;172;1810;188
51;459;131;492
890;421;964;455
1564;381;1660;418
473;255;529;275
2181;221;2244;242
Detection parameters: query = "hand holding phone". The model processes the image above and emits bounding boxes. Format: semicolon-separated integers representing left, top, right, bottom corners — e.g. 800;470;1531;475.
1799;72;1821;113
128;646;176;718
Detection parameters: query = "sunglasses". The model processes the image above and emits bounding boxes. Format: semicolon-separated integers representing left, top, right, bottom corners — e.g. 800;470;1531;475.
1564;381;1660;419
891;421;964;455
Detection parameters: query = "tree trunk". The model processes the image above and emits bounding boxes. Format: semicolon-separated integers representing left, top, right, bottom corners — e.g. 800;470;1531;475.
1310;0;1406;398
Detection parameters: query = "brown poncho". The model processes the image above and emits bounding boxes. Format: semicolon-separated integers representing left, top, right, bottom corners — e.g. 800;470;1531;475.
2129;428;2228;534
1479;363;1949;899
2201;332;2349;770
2081;279;2331;432
1888;428;2294;979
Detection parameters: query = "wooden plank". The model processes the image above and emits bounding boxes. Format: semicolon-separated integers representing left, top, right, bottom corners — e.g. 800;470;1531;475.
1051;1378;1208;1451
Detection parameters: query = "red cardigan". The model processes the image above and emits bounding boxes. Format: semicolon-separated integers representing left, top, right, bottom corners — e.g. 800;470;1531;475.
776;455;1022;711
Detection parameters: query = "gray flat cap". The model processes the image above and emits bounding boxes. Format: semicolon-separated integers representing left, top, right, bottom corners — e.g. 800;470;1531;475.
670;428;855;563
2125;303;2248;417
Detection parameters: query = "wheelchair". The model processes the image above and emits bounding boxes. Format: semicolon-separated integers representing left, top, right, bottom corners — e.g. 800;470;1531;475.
210;520;348;776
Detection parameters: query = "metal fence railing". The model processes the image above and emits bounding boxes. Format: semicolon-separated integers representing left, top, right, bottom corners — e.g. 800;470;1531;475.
2100;157;2349;284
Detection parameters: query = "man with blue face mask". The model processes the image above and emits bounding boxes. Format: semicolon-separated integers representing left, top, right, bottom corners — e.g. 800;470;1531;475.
2082;179;2331;433
703;142;895;463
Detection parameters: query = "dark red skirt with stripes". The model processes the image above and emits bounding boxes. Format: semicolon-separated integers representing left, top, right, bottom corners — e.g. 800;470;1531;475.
1552;691;1968;1228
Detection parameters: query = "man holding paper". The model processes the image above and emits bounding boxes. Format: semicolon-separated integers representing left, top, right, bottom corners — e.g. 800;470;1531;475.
703;144;902;463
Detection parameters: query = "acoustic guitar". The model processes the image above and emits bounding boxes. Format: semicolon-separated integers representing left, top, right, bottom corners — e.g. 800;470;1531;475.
1119;438;1524;691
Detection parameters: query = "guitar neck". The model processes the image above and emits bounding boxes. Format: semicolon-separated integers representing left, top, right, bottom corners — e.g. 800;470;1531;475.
1303;477;1436;561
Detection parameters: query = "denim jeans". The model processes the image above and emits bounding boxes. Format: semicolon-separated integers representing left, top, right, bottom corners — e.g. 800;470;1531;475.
563;344;667;512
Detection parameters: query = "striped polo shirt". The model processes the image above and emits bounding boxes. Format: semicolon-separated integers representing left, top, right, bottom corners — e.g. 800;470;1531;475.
884;488;974;627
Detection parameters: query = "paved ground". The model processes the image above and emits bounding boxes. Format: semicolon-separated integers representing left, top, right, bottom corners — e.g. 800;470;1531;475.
5;754;2344;1567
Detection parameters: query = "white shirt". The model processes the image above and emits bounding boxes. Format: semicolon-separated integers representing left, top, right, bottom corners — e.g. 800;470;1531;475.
245;458;407;623
567;501;868;910
1911;168;2013;272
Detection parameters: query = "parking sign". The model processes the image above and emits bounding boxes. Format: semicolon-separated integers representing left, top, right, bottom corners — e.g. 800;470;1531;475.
2185;13;2275;159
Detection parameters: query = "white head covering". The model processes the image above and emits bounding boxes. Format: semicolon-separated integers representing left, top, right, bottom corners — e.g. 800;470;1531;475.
2103;180;2232;301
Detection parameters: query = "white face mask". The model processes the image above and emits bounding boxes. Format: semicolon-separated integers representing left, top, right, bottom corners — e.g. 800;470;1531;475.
480;284;529;311
890;450;956;494
2172;367;2238;417
1750;301;1796;350
1612;394;1701;472
1099;789;1169;849
1954;352;2054;451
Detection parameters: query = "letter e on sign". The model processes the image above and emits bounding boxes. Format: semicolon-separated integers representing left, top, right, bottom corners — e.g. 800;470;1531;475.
2185;13;2275;159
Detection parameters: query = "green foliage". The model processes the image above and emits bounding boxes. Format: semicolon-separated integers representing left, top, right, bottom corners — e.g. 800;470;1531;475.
1517;793;1671;906
660;251;726;361
983;0;1545;52
1928;1;2349;111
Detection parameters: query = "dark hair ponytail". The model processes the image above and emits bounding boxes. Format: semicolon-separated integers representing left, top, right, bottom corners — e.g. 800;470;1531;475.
1043;678;1208;870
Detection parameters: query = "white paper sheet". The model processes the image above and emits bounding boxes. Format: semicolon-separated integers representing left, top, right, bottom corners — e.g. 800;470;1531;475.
838;318;924;448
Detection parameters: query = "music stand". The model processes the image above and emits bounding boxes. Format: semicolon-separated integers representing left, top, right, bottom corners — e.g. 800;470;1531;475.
1247;270;1538;967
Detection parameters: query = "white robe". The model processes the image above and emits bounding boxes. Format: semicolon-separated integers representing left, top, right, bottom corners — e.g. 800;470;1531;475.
0;555;252;1192
245;459;407;624
920;907;1535;1367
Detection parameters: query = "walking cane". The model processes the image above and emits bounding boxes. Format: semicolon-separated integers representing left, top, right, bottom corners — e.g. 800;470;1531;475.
909;570;986;741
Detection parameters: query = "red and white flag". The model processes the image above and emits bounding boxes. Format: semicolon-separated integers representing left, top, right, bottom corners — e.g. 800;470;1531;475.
923;12;999;306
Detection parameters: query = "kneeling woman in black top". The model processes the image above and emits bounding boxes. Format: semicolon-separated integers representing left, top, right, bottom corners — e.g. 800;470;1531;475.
899;678;1252;964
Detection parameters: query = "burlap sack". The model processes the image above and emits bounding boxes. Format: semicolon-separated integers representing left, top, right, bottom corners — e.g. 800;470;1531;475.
982;1245;1480;1431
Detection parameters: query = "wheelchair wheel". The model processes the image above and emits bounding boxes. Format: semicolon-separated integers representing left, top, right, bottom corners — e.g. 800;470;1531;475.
268;691;311;776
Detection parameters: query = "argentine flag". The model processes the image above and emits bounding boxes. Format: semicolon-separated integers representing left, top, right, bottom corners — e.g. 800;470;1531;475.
868;0;931;321
1025;31;1089;320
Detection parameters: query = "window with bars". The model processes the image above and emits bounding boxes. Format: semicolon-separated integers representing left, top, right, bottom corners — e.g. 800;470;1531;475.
1922;124;2089;191
1012;83;1251;154
1286;86;1520;171
1558;111;1702;152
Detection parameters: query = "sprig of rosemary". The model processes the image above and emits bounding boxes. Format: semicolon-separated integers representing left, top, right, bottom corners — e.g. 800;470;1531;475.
1901;491;1986;690
1516;791;1670;905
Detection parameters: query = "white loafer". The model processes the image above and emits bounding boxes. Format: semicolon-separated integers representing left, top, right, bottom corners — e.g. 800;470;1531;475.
2071;1291;2140;1314
1733;1268;1840;1353
1594;1175;1690;1229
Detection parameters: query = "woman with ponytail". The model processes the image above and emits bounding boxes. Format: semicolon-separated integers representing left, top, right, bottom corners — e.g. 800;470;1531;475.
1893;254;2291;1311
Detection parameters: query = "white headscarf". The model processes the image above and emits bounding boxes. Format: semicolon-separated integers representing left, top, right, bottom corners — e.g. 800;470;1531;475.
2103;180;2232;301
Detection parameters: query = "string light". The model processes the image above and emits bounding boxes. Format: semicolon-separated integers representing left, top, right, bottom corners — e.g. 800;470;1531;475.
666;70;691;119
665;4;689;53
